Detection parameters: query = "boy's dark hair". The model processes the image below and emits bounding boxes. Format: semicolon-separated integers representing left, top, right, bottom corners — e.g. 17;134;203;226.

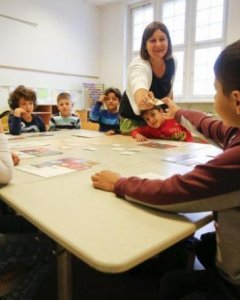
8;85;37;110
104;88;122;100
214;39;240;96
140;21;173;60
57;92;72;103
140;106;162;117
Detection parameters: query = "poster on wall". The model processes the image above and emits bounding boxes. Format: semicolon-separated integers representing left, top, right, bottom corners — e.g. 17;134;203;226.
82;82;104;110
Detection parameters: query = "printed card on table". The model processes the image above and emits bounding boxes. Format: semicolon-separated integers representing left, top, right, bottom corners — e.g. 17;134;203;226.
162;153;211;167
73;130;104;138
16;157;103;178
9;141;50;149
140;142;177;149
18;147;63;158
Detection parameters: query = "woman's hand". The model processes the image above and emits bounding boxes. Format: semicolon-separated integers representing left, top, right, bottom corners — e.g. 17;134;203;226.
135;89;155;111
91;170;121;192
162;97;180;119
135;133;148;142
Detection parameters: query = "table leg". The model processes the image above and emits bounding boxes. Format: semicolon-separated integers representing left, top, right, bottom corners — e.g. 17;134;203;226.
57;249;72;300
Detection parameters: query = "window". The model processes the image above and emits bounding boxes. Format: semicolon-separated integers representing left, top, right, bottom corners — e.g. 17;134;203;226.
129;0;227;102
131;4;154;57
162;0;186;46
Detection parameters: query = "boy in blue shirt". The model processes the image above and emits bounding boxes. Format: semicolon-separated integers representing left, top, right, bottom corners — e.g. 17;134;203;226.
89;87;121;135
8;85;46;135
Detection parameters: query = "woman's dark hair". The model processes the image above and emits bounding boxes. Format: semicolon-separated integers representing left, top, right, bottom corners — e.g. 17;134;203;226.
104;87;122;100
8;85;37;110
140;21;173;60
214;39;240;96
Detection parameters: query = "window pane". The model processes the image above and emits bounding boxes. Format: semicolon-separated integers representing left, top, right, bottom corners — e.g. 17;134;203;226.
193;47;221;96
132;5;153;52
173;51;184;96
209;24;222;39
172;30;184;45
195;0;224;42
162;0;186;46
196;10;210;27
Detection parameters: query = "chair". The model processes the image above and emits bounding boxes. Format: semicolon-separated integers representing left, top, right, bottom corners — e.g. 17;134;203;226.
76;109;88;123
81;121;99;131
76;109;100;131
0;267;27;297
0;111;11;132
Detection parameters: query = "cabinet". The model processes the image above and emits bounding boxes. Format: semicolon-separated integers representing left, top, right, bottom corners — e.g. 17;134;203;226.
33;105;58;125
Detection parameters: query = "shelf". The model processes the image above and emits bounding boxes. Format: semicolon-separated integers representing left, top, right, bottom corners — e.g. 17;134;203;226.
34;104;58;125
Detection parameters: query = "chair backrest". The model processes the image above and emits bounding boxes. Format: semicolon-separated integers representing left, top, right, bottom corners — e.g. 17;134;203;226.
81;121;99;131
0;267;27;297
0;111;10;132
76;109;88;123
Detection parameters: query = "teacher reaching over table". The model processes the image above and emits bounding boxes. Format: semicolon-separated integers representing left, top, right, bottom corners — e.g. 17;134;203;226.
119;21;176;135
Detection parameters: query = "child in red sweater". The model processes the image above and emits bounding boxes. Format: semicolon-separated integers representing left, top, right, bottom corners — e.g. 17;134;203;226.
131;106;192;142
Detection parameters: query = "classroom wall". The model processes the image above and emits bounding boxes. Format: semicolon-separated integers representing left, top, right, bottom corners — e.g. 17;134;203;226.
98;0;240;113
98;3;126;91
0;0;101;110
98;2;127;91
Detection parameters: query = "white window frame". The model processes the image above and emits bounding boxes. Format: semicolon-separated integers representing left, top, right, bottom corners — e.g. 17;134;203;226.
128;1;155;64
128;0;228;103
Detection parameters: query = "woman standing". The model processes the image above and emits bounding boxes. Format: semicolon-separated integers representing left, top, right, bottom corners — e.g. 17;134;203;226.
119;21;176;134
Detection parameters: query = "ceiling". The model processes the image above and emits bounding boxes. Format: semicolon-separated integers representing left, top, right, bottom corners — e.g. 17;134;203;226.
87;0;125;6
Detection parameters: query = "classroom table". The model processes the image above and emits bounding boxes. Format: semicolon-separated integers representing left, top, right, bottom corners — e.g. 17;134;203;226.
0;130;216;300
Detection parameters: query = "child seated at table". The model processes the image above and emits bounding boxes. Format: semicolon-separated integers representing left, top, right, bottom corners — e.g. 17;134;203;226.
0;118;55;299
49;92;80;131
131;106;193;142
8;85;46;135
89;87;121;135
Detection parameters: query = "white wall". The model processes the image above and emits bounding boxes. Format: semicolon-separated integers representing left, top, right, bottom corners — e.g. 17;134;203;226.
0;0;101;109
98;2;126;91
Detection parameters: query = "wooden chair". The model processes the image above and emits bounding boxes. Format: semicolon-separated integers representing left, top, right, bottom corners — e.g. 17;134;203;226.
0;111;11;132
76;109;88;123
81;121;99;131
76;109;100;131
0;267;27;297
